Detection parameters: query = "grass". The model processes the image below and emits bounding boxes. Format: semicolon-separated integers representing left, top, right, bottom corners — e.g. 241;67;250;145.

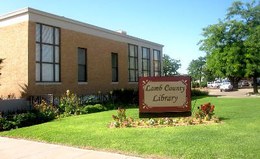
1;97;260;159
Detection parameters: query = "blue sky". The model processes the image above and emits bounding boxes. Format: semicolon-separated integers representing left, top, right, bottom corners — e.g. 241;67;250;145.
0;0;252;74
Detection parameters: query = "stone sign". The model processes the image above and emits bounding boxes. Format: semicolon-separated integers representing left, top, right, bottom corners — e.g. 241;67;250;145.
139;76;191;117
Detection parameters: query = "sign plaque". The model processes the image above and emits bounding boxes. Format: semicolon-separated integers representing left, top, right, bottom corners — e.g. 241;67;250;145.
139;76;191;117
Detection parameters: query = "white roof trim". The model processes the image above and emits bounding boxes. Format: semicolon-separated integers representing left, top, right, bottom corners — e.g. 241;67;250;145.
1;7;163;48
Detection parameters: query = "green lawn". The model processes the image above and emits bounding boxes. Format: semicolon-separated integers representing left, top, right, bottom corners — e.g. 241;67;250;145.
1;97;260;159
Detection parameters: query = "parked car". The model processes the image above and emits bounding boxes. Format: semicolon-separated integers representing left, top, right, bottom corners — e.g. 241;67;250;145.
238;80;249;87
220;82;233;92
207;82;213;88
212;81;222;88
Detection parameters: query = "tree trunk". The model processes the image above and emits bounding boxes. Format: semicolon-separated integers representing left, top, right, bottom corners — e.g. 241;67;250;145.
229;76;240;90
252;75;258;94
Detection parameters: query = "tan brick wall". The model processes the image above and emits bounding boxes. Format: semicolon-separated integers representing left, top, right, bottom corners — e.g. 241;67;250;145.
27;22;137;96
0;22;29;98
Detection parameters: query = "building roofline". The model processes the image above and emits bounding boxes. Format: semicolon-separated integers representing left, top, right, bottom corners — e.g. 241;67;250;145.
1;7;164;48
0;7;29;21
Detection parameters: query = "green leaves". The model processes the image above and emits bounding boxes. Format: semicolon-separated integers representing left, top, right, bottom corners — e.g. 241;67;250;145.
199;0;260;91
162;54;181;76
187;56;206;84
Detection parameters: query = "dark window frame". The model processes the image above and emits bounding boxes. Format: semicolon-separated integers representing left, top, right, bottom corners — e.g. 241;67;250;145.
78;48;87;82
36;23;60;82
153;49;161;77
142;47;151;77
111;53;118;82
128;44;138;82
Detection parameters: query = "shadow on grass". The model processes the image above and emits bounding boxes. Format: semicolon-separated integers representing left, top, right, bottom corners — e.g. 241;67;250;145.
219;117;230;121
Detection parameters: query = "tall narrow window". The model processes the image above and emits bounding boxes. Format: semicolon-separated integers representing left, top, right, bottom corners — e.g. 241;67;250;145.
153;49;161;76
128;44;138;82
111;53;118;82
142;47;150;77
78;48;87;82
36;23;60;82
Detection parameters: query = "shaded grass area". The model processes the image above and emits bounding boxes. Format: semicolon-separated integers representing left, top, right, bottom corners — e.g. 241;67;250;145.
1;97;260;159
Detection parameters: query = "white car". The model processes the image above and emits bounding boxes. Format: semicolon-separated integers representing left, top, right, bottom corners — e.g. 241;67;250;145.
207;82;213;88
212;81;222;88
220;82;233;92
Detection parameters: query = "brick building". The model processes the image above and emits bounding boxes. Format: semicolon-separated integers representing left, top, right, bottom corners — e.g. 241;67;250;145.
0;8;163;98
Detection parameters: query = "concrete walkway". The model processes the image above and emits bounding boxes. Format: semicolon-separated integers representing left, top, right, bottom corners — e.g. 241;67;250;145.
0;137;143;159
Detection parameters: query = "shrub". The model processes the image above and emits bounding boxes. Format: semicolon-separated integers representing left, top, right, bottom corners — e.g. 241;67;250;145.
112;89;138;106
0;112;38;131
195;102;215;120
191;89;209;96
192;82;200;88
82;104;106;114
33;100;57;122
12;112;37;127
103;103;117;110
200;81;207;88
0;99;58;131
59;90;80;115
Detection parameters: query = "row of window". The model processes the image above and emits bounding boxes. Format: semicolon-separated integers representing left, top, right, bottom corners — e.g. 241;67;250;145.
35;23;161;83
128;44;161;82
77;48;119;83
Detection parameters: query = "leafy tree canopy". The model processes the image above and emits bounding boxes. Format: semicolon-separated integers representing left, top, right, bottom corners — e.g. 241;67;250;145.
162;54;181;76
199;0;260;92
187;56;206;82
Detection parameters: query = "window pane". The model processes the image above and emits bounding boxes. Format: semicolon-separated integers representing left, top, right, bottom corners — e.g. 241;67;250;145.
142;48;148;58
78;65;86;81
42;64;53;81
129;45;135;56
78;49;86;65
154;61;159;71
129;58;135;69
112;54;117;67
55;28;59;45
55;64;59;81
36;24;41;42
55;46;59;63
42;45;53;62
111;53;118;82
36;63;40;81
42;25;53;44
143;61;148;70
112;68;118;82
129;70;135;81
154;50;160;60
36;44;40;61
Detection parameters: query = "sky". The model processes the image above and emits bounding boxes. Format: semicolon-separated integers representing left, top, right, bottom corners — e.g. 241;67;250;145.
0;0;253;74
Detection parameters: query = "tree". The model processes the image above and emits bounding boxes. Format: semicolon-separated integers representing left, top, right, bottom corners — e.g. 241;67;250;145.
162;54;181;76
187;56;206;86
199;0;260;92
227;1;260;93
244;25;260;93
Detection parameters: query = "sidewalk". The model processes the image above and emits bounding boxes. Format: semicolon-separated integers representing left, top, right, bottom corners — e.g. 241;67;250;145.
0;137;143;159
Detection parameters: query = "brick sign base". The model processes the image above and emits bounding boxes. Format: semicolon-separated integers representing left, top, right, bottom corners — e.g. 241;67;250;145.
139;76;191;118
